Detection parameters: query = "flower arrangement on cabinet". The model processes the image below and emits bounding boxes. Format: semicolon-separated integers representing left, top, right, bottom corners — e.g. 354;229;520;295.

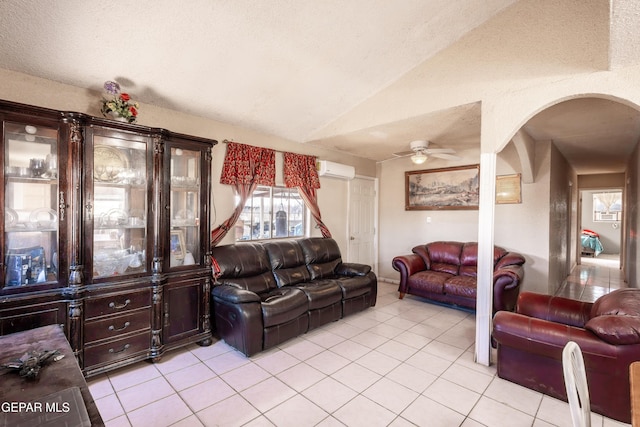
100;81;139;123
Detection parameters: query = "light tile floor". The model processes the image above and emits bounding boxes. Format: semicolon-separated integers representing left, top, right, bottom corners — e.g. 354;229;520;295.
88;273;630;427
555;254;626;301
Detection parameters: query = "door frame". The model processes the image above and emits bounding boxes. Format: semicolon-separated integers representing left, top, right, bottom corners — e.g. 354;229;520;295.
577;186;625;272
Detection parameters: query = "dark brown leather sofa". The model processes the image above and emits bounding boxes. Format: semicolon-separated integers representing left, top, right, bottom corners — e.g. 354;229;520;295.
493;289;640;424
211;237;377;356
391;241;525;312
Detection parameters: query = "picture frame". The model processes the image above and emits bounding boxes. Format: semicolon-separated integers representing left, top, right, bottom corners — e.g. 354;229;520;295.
170;230;186;260
405;164;480;210
496;173;522;204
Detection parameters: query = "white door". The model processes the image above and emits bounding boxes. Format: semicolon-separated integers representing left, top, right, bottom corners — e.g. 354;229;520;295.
348;177;377;272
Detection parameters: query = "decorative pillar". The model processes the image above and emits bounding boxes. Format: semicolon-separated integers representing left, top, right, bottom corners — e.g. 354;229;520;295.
475;152;496;366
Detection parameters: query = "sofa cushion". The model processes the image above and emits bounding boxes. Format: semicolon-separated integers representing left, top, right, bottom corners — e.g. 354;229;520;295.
585;315;640;345
460;243;479;266
585;289;640;345
411;245;431;270
407;270;451;294
264;241;311;287
264;240;306;269
299;237;342;264
273;266;311;287
590;288;640;318
335;276;373;299
336;262;371;277
426;241;463;275
211;243;277;294
458;265;477;277
224;272;279;295
296;279;343;309
307;259;340;280
260;288;309;328
444;276;477;299
298;238;343;280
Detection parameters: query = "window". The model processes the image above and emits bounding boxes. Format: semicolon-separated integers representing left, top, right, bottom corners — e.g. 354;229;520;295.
236;185;306;241
593;191;622;222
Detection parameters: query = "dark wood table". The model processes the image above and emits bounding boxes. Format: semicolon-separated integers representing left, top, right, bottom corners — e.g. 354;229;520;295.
0;324;103;426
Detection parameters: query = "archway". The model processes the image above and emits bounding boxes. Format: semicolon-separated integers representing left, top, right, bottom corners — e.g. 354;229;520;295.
476;92;640;366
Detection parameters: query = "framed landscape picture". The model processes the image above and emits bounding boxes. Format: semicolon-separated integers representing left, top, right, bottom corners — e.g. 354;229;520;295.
405;164;480;210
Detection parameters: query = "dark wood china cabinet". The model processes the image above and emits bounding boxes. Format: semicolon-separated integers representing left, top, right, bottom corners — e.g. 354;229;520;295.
0;99;215;376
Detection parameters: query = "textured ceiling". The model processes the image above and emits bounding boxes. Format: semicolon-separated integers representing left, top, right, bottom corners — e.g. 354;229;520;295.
1;1;640;174
0;0;514;142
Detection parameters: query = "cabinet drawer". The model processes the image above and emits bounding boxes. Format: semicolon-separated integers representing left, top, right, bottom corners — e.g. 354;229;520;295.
85;290;151;319
84;331;150;368
84;309;150;344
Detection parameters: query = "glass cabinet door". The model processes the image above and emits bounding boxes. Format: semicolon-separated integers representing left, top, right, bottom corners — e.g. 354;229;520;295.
91;131;148;279
169;147;201;268
3;122;59;289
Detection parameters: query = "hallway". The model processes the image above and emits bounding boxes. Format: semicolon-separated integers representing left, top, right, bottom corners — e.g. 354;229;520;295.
555;254;627;302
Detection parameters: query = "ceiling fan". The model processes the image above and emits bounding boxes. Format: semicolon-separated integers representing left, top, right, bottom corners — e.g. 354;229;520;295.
392;140;461;164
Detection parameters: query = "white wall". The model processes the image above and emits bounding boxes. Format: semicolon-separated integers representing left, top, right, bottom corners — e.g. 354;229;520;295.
377;148;481;282
494;141;552;294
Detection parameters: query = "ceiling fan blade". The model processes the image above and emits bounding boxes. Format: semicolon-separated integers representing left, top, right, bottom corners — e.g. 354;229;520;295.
430;153;462;160
424;148;456;154
392;150;414;157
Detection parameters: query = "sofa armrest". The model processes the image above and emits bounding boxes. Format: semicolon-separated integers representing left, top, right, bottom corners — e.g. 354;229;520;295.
212;284;261;304
493;264;523;289
392;254;427;295
392;254;427;277
336;262;371;277
516;291;593;328
493;311;618;359
495;251;525;269
491;264;524;312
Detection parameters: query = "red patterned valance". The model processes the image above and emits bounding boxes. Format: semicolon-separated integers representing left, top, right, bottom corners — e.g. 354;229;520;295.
283;152;320;189
220;141;275;186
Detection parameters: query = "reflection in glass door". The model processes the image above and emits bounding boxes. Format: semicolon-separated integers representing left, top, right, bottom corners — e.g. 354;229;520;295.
91;133;148;278
3;122;59;288
170;147;201;268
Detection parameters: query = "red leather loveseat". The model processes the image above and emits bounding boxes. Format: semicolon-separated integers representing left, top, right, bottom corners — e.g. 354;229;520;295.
392;241;525;313
493;289;640;423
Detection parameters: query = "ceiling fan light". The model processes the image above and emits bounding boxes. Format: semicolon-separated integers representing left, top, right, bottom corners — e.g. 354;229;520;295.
411;153;427;164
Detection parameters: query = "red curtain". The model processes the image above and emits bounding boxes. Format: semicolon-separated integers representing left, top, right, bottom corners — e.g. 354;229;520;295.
211;142;275;246
283;152;331;238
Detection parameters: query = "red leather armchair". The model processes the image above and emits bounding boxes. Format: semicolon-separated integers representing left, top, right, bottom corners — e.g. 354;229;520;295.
493;289;640;424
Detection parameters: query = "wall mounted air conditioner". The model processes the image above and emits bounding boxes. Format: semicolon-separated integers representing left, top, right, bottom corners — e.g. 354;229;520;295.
596;212;619;221
316;160;356;180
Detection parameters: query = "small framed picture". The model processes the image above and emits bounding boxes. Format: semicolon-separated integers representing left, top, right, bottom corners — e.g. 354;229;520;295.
496;174;522;204
170;230;186;260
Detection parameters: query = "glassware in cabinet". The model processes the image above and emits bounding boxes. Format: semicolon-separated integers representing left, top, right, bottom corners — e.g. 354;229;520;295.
3;121;59;288
90;132;149;279
169;147;201;268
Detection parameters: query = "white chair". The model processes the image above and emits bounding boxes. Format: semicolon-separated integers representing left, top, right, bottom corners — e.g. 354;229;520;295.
562;341;591;427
